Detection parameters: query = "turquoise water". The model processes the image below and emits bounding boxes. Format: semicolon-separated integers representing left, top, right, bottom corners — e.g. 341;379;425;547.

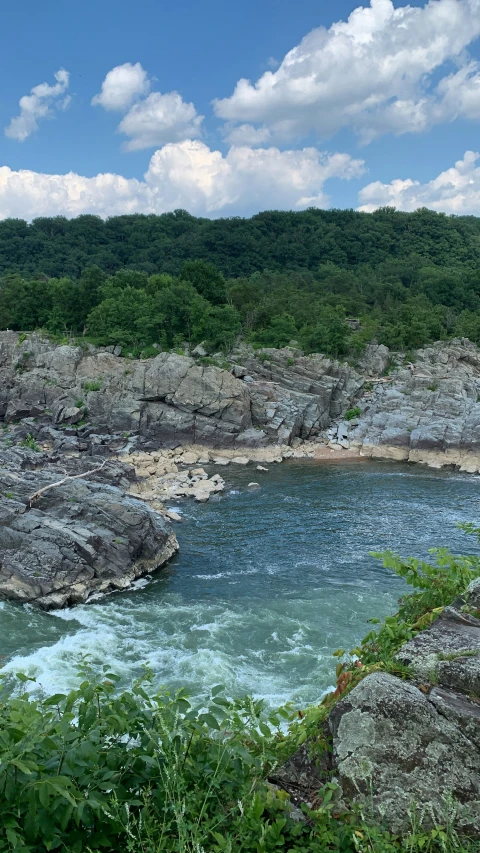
1;459;480;707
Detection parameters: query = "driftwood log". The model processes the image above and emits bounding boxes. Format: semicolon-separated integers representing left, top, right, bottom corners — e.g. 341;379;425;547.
27;461;107;508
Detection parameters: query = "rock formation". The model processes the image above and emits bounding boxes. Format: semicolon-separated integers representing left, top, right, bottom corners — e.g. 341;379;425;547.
276;578;480;835
0;331;363;449
0;445;178;609
331;339;480;473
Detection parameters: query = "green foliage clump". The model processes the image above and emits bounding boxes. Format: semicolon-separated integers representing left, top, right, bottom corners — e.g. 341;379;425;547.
20;433;40;452
344;407;362;421
82;380;101;392
346;525;480;672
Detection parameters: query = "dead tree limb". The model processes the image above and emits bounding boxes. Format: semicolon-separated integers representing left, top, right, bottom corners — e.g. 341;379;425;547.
27;461;107;508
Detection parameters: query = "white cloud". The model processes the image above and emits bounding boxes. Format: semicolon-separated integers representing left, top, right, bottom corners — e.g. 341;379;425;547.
0;141;364;220
358;150;480;213
5;69;70;142
91;62;150;111
93;62;203;150
214;0;480;144
118;91;204;151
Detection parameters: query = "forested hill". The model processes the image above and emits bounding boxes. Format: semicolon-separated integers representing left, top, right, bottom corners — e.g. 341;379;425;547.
2;206;480;356
2;207;480;278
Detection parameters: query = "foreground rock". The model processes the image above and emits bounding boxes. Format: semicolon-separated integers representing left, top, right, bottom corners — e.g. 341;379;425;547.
277;578;480;835
330;671;480;834
0;446;178;609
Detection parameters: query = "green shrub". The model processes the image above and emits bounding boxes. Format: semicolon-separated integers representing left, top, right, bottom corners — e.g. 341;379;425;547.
345;406;362;421
21;433;40;452
82;380;101;392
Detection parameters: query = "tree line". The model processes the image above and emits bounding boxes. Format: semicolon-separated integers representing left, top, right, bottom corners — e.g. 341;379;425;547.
1;207;480;356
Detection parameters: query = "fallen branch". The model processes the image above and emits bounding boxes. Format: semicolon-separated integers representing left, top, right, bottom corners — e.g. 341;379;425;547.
27;461;107;508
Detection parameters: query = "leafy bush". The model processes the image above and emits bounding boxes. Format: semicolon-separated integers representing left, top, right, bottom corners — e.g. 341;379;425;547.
82;380;101;392
20;433;40;452
345;407;362;421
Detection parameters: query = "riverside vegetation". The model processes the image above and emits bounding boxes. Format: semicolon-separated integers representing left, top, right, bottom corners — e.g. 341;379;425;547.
1;527;479;853
3;208;480;356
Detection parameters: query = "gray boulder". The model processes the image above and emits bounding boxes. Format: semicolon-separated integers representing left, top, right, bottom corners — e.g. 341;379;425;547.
329;671;480;834
0;447;178;609
275;578;480;835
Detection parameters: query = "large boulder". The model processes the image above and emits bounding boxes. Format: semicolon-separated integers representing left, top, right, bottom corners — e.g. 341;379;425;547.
329;671;480;834
276;578;480;835
0;447;178;609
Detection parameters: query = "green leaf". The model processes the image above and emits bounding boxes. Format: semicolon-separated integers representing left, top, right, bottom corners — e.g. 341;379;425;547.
11;759;34;775
43;694;67;706
199;713;220;730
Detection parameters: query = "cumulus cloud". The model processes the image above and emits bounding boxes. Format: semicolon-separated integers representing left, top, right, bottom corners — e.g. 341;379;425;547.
214;0;480;144
358;150;480;213
118;91;203;151
91;62;150;111
93;62;203;150
0;141;364;220
5;69;70;142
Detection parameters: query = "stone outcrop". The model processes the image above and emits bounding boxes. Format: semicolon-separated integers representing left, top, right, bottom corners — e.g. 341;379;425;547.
7;332;480;469
0;445;178;609
336;339;480;472
0;332;252;447
276;578;480;835
231;345;363;444
0;332;363;449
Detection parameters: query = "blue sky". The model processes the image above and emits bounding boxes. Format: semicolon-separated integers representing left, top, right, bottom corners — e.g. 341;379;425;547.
1;0;479;219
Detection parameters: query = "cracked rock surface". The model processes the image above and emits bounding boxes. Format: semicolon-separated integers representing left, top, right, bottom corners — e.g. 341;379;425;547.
0;332;363;448
276;579;480;835
0;446;178;609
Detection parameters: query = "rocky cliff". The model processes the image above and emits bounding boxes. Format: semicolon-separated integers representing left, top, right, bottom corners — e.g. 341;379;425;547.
330;339;480;473
6;332;480;471
0;331;363;450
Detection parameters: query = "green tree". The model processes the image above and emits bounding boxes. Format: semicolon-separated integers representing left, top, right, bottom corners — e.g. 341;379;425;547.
179;260;227;305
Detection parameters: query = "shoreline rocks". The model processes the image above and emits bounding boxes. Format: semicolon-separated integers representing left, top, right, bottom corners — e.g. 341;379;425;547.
0;446;178;610
276;578;480;835
329;339;480;475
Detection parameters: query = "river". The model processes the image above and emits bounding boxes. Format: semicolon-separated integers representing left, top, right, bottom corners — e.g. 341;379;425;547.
1;459;479;708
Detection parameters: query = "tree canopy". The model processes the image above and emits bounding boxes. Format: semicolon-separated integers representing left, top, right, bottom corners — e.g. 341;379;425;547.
1;207;480;356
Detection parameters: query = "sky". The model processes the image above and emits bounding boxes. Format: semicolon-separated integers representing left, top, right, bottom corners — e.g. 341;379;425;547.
0;0;480;220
